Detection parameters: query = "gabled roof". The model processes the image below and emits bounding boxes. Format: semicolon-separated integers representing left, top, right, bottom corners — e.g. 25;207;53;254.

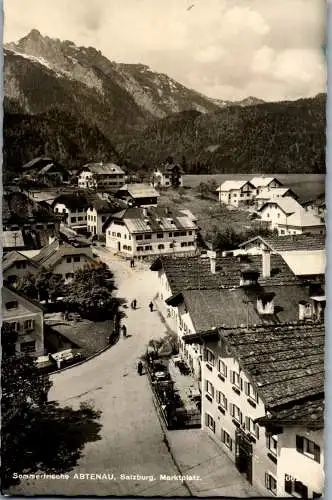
151;254;299;295
282;211;324;228
52;193;90;211
22;156;53;170
3;192;58;223
3;250;40;272
88;196;126;214
256;398;324;430
80;162;125;175
2;230;25;249
32;239;94;269
250;176;281;188
255;187;296;199
280;251;326;276
219;323;324;411
104;206;197;234
239;234;326;252
3;285;46;312
216;180;253;192
257;197;303;215
117;183;160;198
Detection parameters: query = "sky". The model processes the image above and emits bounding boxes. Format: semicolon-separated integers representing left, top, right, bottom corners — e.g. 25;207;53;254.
4;0;327;101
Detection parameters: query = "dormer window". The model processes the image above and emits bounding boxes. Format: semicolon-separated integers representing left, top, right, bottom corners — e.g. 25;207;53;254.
299;301;312;320
257;292;275;315
240;269;259;286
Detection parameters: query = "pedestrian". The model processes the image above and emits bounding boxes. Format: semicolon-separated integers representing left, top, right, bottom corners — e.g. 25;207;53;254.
137;360;143;375
132;299;137;309
149;301;154;312
121;324;127;337
130;259;135;268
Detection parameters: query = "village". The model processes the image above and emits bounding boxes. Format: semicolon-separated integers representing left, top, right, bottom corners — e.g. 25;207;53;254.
2;156;325;497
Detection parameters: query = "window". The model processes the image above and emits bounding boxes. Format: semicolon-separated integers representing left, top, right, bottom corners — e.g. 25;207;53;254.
265;473;277;495
127;246;132;251
285;476;309;498
136;235;143;241
137;246;143;252
181;242;188;247
66;257;71;263
112;232;116;237
230;370;242;389
205;380;214;397
65;273;74;280
205;413;215;433
158;244;164;250
296;435;320;462
157;233;163;239
5;301;18;310
280;229;285;234
117;233;121;238
73;256;80;262
145;234;152;240
245;417;259;439
11;322;21;332
188;231;192;235
71;217;77;223
244;381;259;402
169;232;173;237
102;216;106;222
216;390;227;409
206;349;215;366
267;434;278;455
23;319;34;331
145;245;152;251
20;341;36;354
169;243;174;248
218;359;227;377
230;403;242;423
221;429;232;450
78;217;83;221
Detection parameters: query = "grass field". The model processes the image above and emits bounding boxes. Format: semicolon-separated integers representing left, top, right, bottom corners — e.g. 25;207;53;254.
183;174;325;202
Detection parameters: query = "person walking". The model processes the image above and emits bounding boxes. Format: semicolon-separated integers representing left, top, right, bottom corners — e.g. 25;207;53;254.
121;324;127;338
130;259;135;268
131;299;137;309
137;360;143;376
149;301;154;312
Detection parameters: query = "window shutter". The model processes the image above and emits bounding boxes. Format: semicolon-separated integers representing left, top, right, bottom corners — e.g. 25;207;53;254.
240;377;243;391
224;396;228;411
244;381;249;395
229;437;233;451
255;424;260;440
240;411;243;424
230;370;233;383
296;435;304;453
314;444;321;463
229;402;233;416
211;385;215;398
216;390;219;403
205;380;208;392
245;416;250;431
204;413;208;426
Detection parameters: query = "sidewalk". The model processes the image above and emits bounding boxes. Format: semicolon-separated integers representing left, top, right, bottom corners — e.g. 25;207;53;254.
165;428;260;497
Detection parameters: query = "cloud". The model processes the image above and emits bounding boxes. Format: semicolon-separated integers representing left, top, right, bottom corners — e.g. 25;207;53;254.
3;0;326;101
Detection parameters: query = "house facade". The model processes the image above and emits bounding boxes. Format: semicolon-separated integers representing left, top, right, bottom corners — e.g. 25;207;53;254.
254;188;298;209
105;207;198;258
52;194;89;229
2;286;45;356
87;197;125;237
77;162;125;191
216;180;256;207
184;322;324;497
3;251;40;286
152;163;183;188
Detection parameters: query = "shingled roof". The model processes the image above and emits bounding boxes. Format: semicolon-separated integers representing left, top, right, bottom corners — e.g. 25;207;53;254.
32;239;94;269
3;192;58;223
239;234;326;252
256;398;324;430
151;254;300;295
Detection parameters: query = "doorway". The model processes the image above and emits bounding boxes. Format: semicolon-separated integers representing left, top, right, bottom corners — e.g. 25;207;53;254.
117;241;121;251
235;429;253;484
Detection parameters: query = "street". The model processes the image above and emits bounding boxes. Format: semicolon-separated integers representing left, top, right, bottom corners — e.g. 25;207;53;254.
9;249;189;496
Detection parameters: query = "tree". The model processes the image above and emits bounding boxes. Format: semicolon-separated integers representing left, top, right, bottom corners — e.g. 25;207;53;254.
17;269;65;302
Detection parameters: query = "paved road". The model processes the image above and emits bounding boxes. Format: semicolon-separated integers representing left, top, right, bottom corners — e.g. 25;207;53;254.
9;250;189;496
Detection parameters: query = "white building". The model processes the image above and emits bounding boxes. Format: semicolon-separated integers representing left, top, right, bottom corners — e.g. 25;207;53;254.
77;162;125;191
255;187;298;209
152;163;183;188
32;239;95;282
115;184;160;207
87;196;125;237
52;194;89;229
184;322;324;497
105;206;198;259
250;177;282;195
216;180;256;207
2;285;45;356
257;197;325;235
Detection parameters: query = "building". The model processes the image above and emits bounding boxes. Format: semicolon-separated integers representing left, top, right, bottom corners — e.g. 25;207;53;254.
3;251;41;286
3;192;61;249
52;193;90;229
237;234;326;283
250;177;282;195
255;187;298;209
301;193;326;220
183;322;324;497
216;180;256;207
2;285;45;356
257;198;325;235
152;163;183;188
2;230;26;254
87;195;126;237
151;250;314;380
115;183;160;207
32;239;95;282
104;206;198;258
77;162;125;191
21;157;69;184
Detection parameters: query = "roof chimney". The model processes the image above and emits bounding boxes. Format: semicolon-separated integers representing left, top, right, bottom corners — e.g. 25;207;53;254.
262;246;271;278
207;250;217;274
